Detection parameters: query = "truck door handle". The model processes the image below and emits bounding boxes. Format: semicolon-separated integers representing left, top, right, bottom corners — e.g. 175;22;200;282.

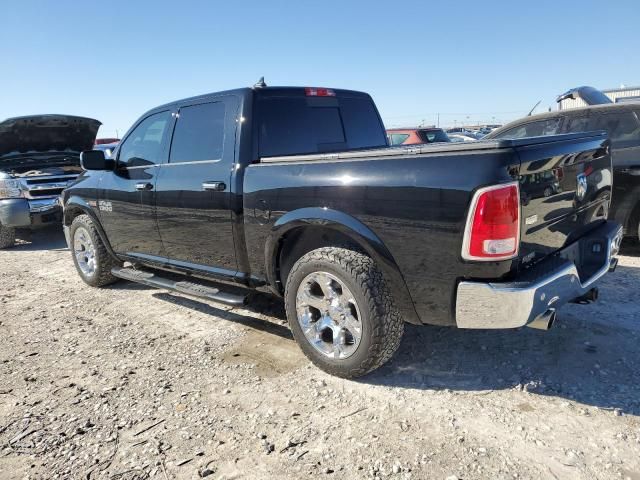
202;181;226;191
135;182;153;191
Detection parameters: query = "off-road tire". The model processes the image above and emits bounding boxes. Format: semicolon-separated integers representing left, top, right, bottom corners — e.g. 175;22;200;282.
0;222;16;249
285;247;404;378
69;214;120;287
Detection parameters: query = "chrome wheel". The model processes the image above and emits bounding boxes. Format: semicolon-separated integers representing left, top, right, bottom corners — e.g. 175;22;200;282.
73;226;97;277
295;271;362;359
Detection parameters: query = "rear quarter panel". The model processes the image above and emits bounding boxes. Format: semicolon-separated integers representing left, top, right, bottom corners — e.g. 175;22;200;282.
242;148;519;326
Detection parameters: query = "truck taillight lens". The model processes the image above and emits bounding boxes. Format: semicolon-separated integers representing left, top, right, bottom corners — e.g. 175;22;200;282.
305;87;336;97
462;182;520;261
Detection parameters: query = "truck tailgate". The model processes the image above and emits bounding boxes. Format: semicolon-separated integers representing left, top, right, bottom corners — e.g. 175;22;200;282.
512;132;612;269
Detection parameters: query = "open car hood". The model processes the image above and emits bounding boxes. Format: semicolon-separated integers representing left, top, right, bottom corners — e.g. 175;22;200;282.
0;114;101;162
556;86;613;106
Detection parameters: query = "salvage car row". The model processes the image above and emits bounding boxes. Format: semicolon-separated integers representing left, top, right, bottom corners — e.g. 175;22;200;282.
0;81;632;378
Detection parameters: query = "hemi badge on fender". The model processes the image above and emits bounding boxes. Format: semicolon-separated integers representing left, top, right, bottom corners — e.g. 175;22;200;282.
88;200;97;207
525;214;538;225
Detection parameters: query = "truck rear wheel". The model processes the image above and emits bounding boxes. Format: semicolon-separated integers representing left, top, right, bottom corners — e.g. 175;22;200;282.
69;214;119;287
0;222;16;249
285;247;404;378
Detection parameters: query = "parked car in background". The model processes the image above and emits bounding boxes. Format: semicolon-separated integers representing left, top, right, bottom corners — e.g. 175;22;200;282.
0;114;100;248
446;127;482;139
476;126;501;137
94;141;119;159
448;133;478;143
62;84;621;378
386;127;451;145
486;89;640;241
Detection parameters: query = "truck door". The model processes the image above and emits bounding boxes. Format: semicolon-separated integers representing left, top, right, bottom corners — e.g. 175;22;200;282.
154;97;238;274
99;110;172;257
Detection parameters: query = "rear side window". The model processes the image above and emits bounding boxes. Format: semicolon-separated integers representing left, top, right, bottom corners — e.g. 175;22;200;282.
590;111;640;148
496;117;562;139
170;102;226;163
565;116;590;133
389;133;410;145
257;95;387;158
118;111;171;167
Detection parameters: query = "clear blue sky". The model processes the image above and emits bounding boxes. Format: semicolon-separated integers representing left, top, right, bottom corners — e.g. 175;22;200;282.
2;0;638;137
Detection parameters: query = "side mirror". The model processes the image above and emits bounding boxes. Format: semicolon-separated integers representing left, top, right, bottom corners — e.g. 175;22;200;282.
80;150;115;171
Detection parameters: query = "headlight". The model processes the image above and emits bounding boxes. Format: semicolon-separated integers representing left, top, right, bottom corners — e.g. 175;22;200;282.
0;179;23;199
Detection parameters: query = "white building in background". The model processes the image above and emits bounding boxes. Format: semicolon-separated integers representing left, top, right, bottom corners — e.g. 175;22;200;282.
559;85;640;110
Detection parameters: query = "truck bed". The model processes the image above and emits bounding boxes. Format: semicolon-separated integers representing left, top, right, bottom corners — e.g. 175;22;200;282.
244;131;611;326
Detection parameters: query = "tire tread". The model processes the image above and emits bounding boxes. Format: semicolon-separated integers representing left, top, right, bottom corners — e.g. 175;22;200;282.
70;214;119;287
0;223;16;249
285;247;404;378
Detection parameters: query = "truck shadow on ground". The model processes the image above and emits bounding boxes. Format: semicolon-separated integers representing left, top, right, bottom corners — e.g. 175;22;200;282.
364;317;639;416
147;270;640;417
363;264;640;416
151;291;292;340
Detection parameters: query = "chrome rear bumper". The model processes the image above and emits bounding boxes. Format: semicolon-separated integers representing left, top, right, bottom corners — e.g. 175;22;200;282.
455;221;623;329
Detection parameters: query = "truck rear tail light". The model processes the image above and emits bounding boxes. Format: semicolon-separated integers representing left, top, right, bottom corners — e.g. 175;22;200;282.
462;182;520;261
305;87;336;97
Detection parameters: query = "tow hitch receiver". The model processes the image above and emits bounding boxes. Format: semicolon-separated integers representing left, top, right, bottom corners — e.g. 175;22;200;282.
570;287;599;305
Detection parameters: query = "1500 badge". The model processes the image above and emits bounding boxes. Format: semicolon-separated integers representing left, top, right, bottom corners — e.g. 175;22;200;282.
98;200;112;212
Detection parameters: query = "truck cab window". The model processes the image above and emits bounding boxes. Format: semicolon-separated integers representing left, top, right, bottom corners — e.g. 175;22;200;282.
309;107;345;145
257;95;386;158
118;111;171;168
170;102;226;163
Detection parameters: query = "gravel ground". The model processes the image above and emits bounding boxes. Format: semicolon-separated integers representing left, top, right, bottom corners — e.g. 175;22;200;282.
0;227;639;480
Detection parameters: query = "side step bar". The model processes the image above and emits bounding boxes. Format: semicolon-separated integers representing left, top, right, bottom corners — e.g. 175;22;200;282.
111;267;247;306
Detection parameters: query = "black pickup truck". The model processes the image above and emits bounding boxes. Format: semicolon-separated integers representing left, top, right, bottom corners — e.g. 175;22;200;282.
61;84;622;378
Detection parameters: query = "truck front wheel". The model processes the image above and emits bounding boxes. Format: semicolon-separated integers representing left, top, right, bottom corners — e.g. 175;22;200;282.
69;214;119;287
285;247;404;378
0;222;16;249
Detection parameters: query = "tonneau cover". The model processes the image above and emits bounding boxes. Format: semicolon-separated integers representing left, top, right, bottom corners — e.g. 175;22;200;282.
260;131;608;163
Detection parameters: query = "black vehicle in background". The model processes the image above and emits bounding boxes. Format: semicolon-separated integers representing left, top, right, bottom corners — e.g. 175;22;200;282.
61;83;621;378
486;89;640;240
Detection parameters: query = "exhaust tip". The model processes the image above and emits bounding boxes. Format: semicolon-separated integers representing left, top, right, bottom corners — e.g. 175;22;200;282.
528;309;556;331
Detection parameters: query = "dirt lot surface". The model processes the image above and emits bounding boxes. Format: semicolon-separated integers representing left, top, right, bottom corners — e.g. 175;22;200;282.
0;228;639;480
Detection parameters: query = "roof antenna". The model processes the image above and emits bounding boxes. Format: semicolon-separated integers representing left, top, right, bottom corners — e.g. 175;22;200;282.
253;76;267;88
527;100;541;116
